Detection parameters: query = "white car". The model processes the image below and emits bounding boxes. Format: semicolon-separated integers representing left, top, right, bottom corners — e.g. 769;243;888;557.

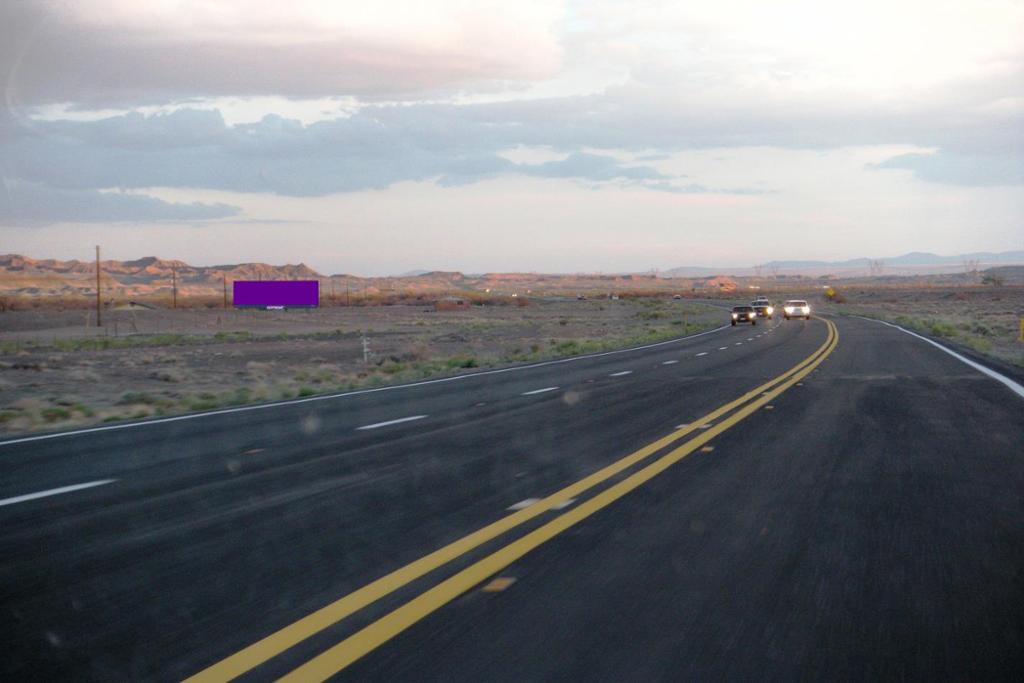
783;300;811;320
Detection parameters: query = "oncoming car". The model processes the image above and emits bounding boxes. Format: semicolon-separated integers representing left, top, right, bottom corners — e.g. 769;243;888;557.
751;301;773;318
731;305;757;326
783;300;811;320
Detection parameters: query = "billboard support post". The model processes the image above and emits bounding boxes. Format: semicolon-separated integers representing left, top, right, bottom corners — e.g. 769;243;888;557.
95;245;102;328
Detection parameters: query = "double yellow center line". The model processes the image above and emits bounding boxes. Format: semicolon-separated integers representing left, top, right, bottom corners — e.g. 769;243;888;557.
188;318;838;682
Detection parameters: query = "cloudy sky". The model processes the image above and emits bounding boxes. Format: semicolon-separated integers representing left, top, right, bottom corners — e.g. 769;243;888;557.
1;0;1021;274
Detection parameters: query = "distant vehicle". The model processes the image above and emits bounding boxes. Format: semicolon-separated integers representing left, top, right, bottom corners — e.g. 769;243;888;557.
577;294;586;300
783;300;811;320
754;295;769;303
752;302;773;318
731;305;756;326
673;294;682;299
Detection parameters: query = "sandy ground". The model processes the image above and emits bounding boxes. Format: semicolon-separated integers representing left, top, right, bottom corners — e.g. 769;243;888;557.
0;299;723;434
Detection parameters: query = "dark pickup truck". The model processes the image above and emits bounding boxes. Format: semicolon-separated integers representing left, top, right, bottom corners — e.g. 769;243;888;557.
731;305;757;326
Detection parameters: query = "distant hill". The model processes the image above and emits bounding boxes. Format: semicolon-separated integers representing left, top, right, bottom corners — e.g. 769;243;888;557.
0;254;323;298
2;250;1022;304
762;250;1024;269
664;250;1024;278
0;253;708;301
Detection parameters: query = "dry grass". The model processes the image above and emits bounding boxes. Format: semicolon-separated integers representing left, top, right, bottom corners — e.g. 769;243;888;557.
827;285;1024;367
0;298;724;434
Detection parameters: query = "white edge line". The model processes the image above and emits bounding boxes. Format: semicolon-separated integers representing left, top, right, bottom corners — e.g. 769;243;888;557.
855;316;1024;400
355;415;428;431
0;479;117;507
0;325;731;448
522;386;559;396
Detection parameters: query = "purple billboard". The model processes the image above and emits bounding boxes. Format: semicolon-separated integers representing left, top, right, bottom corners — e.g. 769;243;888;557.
233;280;319;308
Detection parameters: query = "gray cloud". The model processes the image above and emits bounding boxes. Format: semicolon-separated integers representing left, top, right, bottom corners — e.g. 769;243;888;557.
0;180;240;224
0;2;559;108
520;152;667;181
871;151;1024;187
2;71;1020;220
3;108;730;200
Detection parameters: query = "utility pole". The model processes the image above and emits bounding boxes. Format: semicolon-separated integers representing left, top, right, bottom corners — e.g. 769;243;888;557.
346;278;351;307
95;245;102;327
172;266;178;309
222;274;228;309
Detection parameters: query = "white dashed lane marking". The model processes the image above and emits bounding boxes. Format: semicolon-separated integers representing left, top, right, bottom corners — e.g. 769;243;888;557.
357;415;428;430
0;480;117;508
609;371;633;377
507;498;541;511
522;386;559;396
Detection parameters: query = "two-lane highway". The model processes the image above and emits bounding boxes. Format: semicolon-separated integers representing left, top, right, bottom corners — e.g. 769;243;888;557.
2;314;1022;681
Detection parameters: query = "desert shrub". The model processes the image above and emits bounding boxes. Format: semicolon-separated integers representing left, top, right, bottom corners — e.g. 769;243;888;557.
297;386;316;397
73;403;95;417
148;368;185;382
637;310;668;320
41;407;71;422
380;362;406;375
554;340;581;355
446;356;478;369
929;321;958;338
118;391;159;405
225;387;252;405
214;331;252;342
187;392;220;410
966;337;993;353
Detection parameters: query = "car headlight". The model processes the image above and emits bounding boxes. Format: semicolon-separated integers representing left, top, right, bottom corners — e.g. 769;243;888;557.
784;306;794;314
802;306;810;314
731;313;738;318
767;306;773;314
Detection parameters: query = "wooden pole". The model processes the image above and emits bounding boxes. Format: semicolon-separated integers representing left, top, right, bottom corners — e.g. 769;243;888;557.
95;245;102;327
172;267;178;309
223;274;228;309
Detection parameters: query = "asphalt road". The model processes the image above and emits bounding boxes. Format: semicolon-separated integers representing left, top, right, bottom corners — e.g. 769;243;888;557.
1;314;1021;681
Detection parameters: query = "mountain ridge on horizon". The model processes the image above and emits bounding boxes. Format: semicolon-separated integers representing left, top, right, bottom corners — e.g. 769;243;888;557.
1;249;1022;291
662;249;1024;277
